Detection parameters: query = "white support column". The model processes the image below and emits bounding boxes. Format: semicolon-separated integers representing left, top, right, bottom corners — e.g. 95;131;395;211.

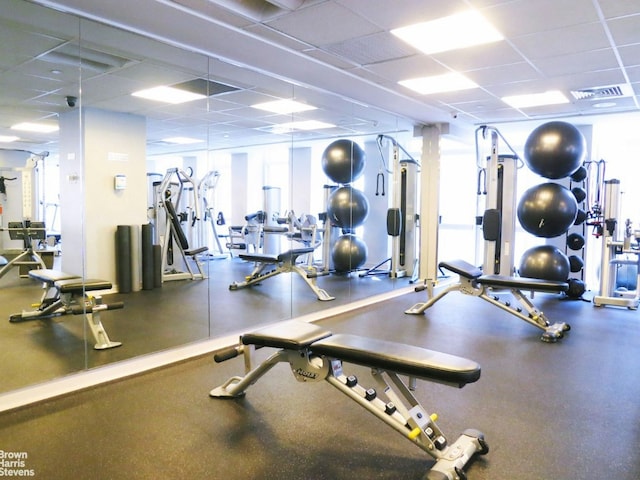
418;125;442;287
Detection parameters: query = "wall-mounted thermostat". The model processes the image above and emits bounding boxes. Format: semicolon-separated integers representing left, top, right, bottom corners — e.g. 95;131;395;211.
114;174;127;190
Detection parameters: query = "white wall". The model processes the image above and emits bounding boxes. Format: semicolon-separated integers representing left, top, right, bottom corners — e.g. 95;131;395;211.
59;107;147;284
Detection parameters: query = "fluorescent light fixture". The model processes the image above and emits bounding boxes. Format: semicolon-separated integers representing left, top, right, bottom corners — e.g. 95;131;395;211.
399;72;478;94
0;135;19;143
132;86;206;104
11;122;59;133
391;10;503;55
502;90;569;108
162;136;204;145
270;120;334;134
251;99;317;114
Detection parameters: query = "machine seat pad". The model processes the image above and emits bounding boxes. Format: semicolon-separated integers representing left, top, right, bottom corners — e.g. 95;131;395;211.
478;274;568;293
242;320;332;350
312;334;481;386
240;248;314;264
439;259;483;280
28;269;80;283
55;278;112;294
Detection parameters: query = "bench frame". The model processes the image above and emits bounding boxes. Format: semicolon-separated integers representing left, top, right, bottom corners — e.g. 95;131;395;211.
406;259;570;342
211;321;487;480
229;248;334;301
9;269;122;350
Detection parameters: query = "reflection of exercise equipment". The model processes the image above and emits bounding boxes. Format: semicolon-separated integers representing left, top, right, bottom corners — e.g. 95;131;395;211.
156;168;208;282
321;139;369;274
475;126;522;276
211;320;488;480
0;220;47;279
593;180;640;309
9;269;122;350
229;247;334;301
199;170;226;258
406;259;570;342
362;135;419;279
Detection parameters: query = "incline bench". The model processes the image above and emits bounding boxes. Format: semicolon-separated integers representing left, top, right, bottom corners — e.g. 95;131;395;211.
211;320;488;480
9;269;123;350
405;259;570;342
229;247;334;301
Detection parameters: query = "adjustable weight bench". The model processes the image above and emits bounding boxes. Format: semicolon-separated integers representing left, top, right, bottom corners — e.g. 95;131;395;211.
405;259;570;342
229;247;335;301
211;320;488;480
9;269;123;350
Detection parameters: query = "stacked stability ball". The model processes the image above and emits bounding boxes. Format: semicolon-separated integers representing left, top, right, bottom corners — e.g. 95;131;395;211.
518;121;587;283
517;182;578;238
321;139;368;272
519;245;570;282
523;121;587;179
321;139;366;184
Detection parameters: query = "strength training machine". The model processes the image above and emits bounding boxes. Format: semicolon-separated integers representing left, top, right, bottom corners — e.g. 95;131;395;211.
9;269;123;349
211;320;488;480
406;260;570;342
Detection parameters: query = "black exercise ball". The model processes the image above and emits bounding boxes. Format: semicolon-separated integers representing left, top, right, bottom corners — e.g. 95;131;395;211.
327;186;369;228
566;278;586;299
568;255;584;272
321;139;366;184
524;121;587;179
517;182;578;238
570;165;588;182
567;232;585;250
332;234;368;272
571;187;586;203
574;209;587;226
519;245;570;282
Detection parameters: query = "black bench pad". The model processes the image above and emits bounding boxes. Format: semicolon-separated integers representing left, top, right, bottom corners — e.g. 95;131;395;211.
28;269;80;283
55;278;113;293
242;320;332;350
439;260;482;280
440;259;568;292
313;334;481;386
240;247;315;264
478;274;568;292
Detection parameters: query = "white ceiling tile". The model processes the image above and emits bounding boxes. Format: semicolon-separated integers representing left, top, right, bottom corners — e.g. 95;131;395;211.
264;2;380;46
533;49;621;77
607;14;640;45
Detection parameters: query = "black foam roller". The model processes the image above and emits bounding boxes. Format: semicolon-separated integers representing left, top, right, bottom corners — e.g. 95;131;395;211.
141;223;154;290
116;225;132;293
153;244;162;288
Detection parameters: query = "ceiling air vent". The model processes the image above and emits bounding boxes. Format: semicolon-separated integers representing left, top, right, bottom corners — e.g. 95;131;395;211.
570;84;632;101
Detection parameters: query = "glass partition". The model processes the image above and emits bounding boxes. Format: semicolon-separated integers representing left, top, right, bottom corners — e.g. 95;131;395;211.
0;0;418;396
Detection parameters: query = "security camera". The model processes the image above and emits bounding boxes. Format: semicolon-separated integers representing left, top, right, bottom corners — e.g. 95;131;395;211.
65;96;77;108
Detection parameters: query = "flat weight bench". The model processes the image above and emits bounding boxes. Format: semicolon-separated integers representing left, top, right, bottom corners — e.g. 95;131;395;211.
211;320;488;480
229;247;334;301
405;259;570;342
9;269;123;350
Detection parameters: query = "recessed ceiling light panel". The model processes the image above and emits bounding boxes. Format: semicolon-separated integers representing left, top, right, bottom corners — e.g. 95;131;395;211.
399;72;478;94
132;86;206;104
11;122;59;133
501;90;569;108
391;10;503;55
251;99;317;114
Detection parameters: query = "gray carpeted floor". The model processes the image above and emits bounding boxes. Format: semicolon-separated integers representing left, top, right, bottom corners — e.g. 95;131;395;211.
1;287;639;479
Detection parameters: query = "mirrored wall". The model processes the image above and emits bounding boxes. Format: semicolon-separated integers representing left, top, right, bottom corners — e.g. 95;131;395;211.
0;0;417;395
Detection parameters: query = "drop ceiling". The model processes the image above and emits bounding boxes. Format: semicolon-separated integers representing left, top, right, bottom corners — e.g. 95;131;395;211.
1;0;639;155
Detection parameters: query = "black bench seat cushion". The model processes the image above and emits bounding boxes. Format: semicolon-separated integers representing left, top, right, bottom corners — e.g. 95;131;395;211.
439;259;483;280
242;320;332;350
28;269;80;283
239;247;315;264
55;278;113;293
311;334;481;386
478;274;568;292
